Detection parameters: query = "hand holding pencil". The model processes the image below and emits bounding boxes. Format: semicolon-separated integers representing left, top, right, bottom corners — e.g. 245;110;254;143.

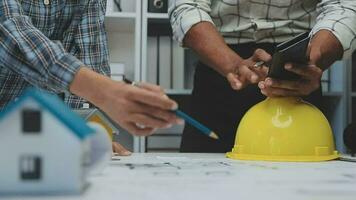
123;78;219;140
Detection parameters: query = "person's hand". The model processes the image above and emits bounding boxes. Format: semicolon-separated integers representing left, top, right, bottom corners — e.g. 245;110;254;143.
98;81;183;136
258;30;343;97
226;49;271;90
70;68;183;136
112;141;132;156
258;64;322;97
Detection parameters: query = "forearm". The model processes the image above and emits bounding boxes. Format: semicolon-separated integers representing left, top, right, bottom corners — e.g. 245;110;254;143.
309;30;343;70
0;15;82;93
183;22;242;76
313;0;356;59
69;67;119;107
169;1;239;75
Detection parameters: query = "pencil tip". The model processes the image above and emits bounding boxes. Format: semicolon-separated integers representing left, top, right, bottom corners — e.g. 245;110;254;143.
210;132;219;140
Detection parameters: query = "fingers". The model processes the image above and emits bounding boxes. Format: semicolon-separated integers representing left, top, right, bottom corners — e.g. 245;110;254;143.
112;142;132;156
248;65;268;79
261;78;301;91
137;82;165;94
99;81;182;137
251;49;272;63
132;82;182;123
227;64;265;90
226;49;272;91
136;103;183;124
258;62;322;97
129;86;178;110
124;84;183;125
259;79;311;97
121;100;183;131
259;82;301;97
227;72;243;90
284;63;322;79
238;64;260;83
131;113;172;129
124;122;156;136
248;49;271;79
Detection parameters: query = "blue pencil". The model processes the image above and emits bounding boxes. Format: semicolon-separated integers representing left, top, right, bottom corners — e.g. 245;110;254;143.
175;110;219;140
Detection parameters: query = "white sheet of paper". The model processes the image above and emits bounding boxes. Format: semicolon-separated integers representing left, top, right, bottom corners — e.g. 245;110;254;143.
6;153;356;200
92;153;356;200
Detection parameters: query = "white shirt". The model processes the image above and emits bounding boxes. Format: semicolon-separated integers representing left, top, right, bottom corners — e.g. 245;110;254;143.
169;0;356;58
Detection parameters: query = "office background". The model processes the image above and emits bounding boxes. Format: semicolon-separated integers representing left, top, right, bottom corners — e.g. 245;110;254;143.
105;0;355;153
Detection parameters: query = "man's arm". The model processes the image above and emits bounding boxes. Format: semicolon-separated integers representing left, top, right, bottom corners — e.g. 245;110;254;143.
312;0;356;60
73;0;110;76
183;22;241;77
308;0;356;68
70;67;182;136
169;1;271;90
169;1;237;75
0;0;82;93
0;0;181;135
259;0;356;97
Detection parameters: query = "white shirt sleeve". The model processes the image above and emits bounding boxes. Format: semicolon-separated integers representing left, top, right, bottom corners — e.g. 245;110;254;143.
169;0;214;46
312;0;356;59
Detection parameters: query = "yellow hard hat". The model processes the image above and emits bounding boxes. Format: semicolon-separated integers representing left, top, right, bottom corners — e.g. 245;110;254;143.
226;97;339;162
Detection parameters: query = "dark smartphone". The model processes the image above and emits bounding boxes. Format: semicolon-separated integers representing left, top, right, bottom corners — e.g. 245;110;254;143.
267;32;310;80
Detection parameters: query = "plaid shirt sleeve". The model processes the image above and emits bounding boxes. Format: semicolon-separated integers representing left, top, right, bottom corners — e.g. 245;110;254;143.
73;0;110;76
0;0;84;93
169;0;214;46
64;0;110;107
312;0;356;59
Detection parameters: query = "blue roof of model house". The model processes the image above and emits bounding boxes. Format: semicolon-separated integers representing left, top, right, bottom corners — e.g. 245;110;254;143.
0;88;94;140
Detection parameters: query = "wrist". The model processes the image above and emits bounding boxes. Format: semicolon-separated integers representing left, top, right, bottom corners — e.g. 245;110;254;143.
217;51;243;76
310;30;343;69
69;67;121;107
183;22;243;77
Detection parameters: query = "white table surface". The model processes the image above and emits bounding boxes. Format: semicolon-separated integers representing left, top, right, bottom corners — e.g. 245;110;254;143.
3;153;356;200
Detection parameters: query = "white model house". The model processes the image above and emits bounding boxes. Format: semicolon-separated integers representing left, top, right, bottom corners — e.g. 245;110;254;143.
0;88;95;195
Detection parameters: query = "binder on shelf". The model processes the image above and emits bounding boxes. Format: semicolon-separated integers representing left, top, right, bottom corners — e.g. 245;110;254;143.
147;36;186;90
158;36;171;89
172;40;185;89
147;37;158;84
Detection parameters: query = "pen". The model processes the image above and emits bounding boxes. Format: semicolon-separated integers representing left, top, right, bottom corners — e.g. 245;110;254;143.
174;110;219;140
253;61;265;68
123;78;219;140
253;61;272;68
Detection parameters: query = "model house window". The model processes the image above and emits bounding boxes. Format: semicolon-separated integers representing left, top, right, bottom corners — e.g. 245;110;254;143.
19;155;42;181
22;109;41;133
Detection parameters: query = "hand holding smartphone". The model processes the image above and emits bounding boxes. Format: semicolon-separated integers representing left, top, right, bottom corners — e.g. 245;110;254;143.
267;32;311;80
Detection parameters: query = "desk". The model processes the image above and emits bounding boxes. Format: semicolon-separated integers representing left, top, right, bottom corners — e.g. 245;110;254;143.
5;153;356;200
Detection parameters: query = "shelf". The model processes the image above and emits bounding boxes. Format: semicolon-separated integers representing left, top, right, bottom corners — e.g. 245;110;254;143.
165;89;192;95
105;12;137;18
146;13;169;19
105;16;135;32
